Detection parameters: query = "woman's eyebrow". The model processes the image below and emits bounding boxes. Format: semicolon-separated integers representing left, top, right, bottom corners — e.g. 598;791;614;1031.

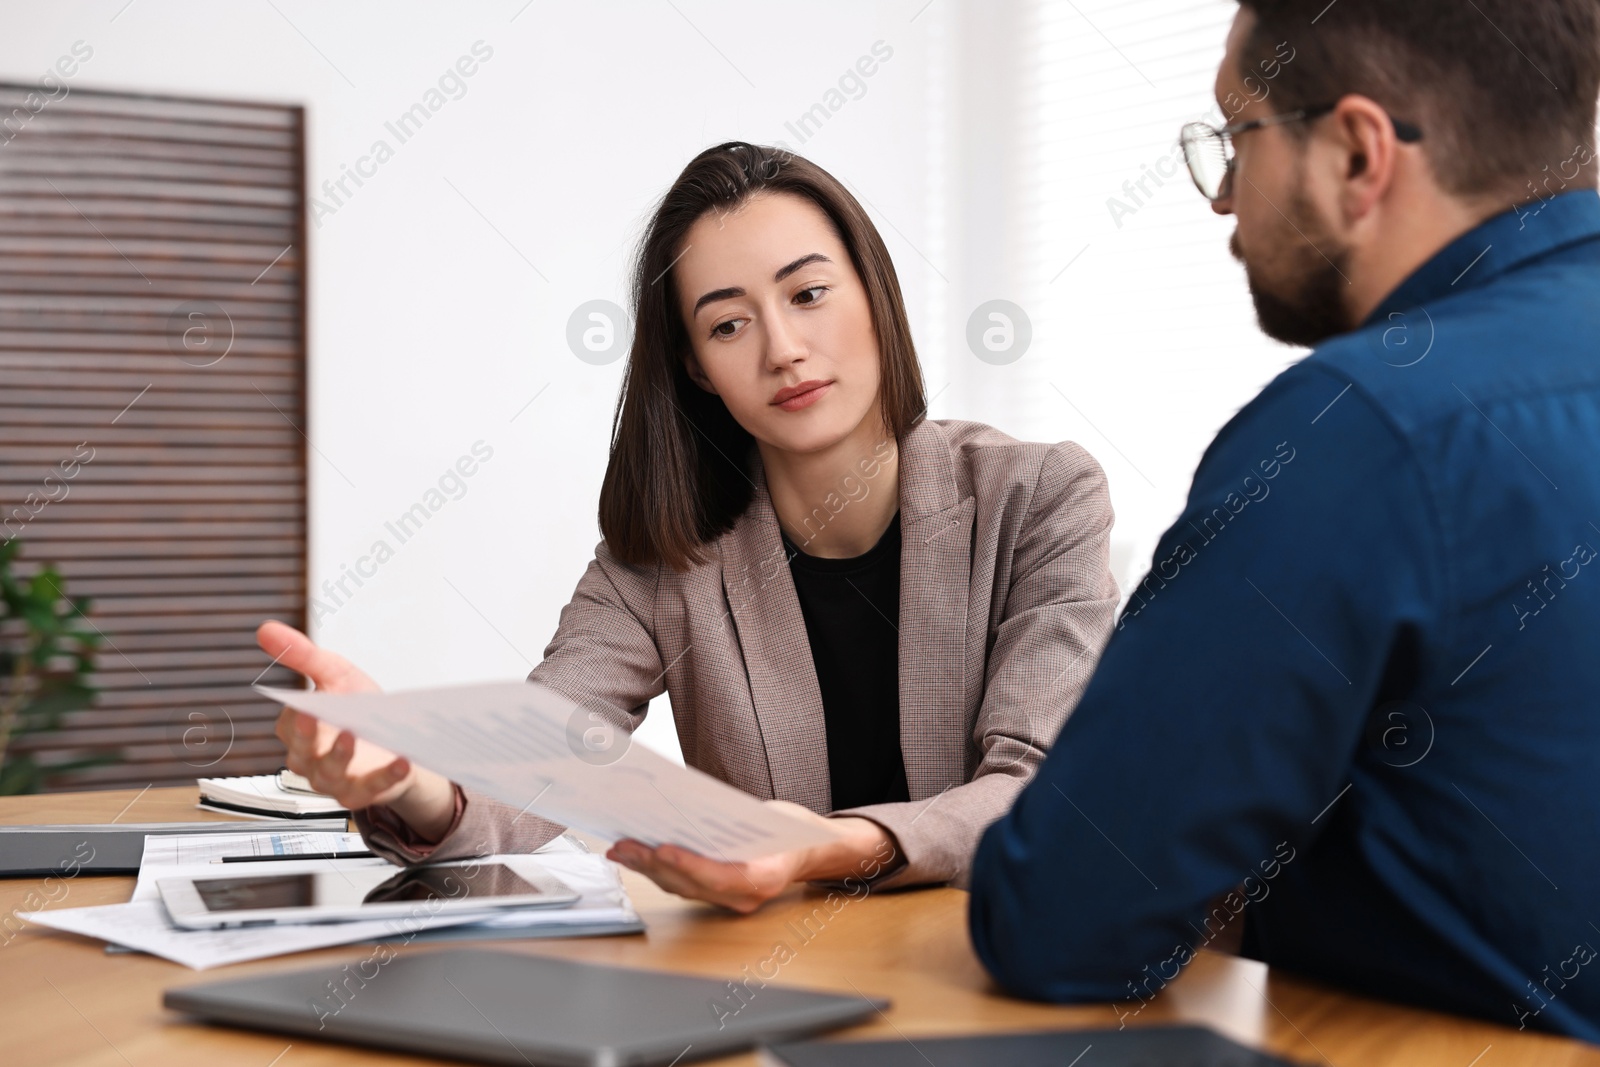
692;286;744;316
773;252;830;282
691;252;833;317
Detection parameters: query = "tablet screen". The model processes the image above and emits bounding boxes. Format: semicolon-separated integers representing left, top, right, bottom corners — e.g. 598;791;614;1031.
191;862;544;913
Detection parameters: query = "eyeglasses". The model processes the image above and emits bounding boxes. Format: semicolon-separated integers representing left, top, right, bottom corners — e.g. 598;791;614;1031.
1179;102;1424;202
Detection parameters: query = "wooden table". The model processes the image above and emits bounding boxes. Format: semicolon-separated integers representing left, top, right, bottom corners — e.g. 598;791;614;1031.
1;788;1595;1066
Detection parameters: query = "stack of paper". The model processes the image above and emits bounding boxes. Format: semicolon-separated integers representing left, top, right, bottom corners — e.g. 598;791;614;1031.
196;772;349;820
19;830;642;970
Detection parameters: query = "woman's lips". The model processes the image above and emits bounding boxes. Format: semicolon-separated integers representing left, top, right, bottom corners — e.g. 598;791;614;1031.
772;381;832;412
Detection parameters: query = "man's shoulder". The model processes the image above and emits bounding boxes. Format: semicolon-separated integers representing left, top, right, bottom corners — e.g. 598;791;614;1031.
1299;254;1600;441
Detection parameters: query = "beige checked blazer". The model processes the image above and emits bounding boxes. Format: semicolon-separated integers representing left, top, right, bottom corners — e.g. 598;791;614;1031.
354;418;1119;889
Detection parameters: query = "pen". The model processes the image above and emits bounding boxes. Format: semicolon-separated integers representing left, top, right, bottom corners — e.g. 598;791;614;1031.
213;850;378;864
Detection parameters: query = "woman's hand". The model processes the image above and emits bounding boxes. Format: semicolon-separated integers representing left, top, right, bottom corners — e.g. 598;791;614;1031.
605;801;899;913
606;839;809;914
256;620;457;841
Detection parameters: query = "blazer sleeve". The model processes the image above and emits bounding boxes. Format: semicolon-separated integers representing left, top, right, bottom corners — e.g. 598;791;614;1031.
353;543;667;865
832;441;1120;889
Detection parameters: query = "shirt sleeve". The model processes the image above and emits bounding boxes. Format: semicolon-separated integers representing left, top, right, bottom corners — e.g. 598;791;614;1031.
836;440;1120;889
967;363;1444;1001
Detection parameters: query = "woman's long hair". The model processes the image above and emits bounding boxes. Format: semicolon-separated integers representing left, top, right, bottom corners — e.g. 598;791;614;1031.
598;142;927;571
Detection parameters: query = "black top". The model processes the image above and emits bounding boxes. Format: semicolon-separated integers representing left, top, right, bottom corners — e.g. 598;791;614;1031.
780;511;909;811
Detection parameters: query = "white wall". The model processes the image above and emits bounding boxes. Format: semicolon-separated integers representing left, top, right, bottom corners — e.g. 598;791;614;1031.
0;0;1292;765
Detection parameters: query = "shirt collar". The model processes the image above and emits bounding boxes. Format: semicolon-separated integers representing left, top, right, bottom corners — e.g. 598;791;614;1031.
1365;189;1600;327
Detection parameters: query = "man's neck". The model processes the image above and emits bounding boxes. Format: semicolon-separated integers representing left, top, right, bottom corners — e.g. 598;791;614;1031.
761;417;900;559
1342;186;1532;327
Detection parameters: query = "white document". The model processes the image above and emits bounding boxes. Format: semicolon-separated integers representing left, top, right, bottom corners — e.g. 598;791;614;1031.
255;681;842;862
135;829;373;875
26;831;466;970
20;899;476;971
22;831;640;970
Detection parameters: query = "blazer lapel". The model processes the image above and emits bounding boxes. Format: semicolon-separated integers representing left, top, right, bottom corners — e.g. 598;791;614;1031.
718;461;832;813
718;420;976;812
895;421;975;800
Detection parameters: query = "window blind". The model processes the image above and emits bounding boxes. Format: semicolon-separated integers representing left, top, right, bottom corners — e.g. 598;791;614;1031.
0;84;307;790
1011;0;1304;588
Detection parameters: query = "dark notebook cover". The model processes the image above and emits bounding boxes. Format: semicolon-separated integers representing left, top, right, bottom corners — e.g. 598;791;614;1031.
763;1025;1299;1066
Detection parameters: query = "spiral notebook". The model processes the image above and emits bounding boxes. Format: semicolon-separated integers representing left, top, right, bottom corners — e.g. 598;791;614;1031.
196;770;350;819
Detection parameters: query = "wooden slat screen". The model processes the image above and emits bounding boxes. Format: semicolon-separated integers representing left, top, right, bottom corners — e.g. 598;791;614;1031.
0;84;307;791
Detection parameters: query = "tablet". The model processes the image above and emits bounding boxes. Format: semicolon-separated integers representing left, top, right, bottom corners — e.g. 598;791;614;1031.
157;860;578;929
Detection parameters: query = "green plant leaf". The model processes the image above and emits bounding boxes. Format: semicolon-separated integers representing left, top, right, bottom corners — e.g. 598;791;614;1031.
0;544;101;796
0;753;41;796
23;682;96;720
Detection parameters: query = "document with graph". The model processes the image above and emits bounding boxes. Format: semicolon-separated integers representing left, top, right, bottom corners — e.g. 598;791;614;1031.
254;681;842;862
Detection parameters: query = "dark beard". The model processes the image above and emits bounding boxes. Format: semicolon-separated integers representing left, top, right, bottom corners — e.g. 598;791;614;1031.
1231;205;1352;349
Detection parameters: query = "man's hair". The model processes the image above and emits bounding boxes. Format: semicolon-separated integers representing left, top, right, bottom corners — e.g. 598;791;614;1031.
1236;0;1600;198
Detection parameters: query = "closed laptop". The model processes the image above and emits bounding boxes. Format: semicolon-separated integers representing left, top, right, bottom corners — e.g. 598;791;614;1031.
163;947;886;1067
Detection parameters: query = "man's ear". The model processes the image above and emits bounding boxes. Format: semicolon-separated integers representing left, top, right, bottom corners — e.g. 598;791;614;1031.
683;348;719;395
1329;93;1404;225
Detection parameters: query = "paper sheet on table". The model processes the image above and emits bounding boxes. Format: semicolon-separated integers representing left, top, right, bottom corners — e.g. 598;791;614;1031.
22;831;640;969
255;681;843;861
135;828;373;873
24;831;468;969
19;899;478;970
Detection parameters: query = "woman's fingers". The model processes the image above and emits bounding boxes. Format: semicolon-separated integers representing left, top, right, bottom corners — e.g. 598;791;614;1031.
258;621;412;807
312;728;358;790
270;707;413;809
273;707;321;773
617;848;722;904
653;844;745;891
255;620;380;694
259;621;406;803
338;755;413;810
607;841;769;912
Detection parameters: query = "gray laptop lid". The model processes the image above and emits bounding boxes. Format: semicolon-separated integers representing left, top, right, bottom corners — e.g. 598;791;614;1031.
163;947;886;1067
0;820;351;876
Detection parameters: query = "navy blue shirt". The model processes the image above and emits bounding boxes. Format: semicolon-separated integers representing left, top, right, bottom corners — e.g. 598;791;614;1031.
969;190;1600;1042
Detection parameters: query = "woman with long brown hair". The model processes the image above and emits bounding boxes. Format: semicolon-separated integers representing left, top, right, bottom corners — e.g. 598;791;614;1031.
259;142;1118;910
